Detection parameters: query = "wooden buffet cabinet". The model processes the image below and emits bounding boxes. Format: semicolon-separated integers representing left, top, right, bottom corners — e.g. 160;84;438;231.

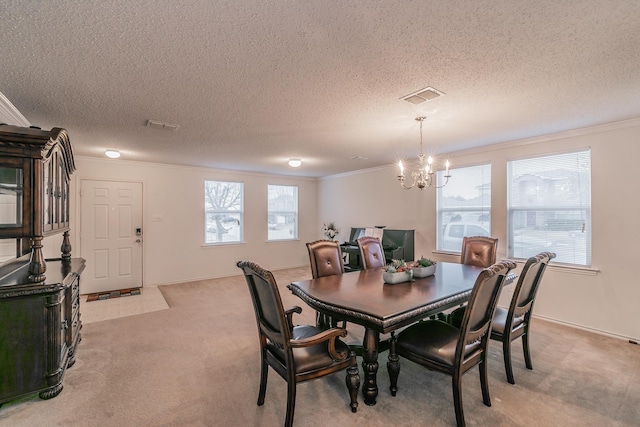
0;125;84;406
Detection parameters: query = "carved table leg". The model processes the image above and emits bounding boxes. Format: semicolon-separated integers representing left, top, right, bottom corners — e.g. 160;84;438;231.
362;328;379;405
387;332;400;396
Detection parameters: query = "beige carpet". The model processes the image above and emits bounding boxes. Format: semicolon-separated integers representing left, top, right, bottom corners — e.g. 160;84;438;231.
1;266;639;426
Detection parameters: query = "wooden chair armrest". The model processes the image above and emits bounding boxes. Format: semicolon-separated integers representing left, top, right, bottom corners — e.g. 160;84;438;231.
284;306;302;331
290;327;348;360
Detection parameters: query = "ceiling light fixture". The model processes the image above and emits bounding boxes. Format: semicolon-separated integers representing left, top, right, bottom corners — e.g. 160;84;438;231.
397;117;451;190
105;149;121;159
288;158;302;167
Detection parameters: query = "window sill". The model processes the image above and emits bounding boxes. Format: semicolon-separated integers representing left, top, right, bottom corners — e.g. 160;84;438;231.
433;251;599;276
266;239;300;244
202;241;246;248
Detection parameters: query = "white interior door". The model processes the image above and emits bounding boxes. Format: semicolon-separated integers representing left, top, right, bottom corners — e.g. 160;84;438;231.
80;180;143;294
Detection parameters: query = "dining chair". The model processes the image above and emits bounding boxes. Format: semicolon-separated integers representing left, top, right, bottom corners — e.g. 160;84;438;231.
440;236;498;323
460;236;498;268
306;240;346;328
357;236;386;269
450;251;556;384
306;239;345;279
387;260;517;427
236;260;360;427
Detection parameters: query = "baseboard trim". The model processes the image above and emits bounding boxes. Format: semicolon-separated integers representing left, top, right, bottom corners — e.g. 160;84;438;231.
153;264;310;287
533;314;638;343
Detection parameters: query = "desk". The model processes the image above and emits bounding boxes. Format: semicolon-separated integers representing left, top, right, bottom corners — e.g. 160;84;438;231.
288;262;514;405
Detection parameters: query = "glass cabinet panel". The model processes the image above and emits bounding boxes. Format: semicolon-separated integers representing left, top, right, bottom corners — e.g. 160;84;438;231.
0;167;23;228
44;160;51;230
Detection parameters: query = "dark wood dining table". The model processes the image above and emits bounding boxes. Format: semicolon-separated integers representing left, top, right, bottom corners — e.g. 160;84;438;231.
288;262;516;406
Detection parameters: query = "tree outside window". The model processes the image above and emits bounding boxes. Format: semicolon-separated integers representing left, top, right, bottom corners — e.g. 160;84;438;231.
204;181;243;244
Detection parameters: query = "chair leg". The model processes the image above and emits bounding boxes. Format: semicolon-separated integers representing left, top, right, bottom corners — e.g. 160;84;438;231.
346;351;360;413
258;359;268;405
479;357;492;407
522;330;533;370
452;371;466;427
387;332;400;396
284;380;296;427
503;338;515;385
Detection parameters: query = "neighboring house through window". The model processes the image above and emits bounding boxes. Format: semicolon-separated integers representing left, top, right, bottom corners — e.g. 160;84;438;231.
268;184;298;241
507;149;591;266
204;180;243;244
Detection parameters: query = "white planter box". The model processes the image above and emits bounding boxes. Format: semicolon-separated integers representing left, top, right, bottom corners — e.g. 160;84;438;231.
413;264;436;278
383;270;413;284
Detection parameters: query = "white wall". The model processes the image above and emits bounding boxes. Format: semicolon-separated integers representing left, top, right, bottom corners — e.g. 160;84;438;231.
319;119;640;341
68;159;318;287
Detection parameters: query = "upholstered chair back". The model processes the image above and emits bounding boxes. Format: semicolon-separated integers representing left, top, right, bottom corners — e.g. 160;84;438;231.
511;252;554;314
237;261;291;351
456;260;517;359
460;236;498;268
357;236;386;269
307;240;345;279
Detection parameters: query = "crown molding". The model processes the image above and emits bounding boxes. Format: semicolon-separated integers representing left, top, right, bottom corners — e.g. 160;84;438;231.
444;117;640;158
321;117;640;181
0;91;30;127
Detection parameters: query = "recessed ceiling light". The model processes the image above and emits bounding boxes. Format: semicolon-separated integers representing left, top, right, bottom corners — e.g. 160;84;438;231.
288;158;302;167
105;149;121;159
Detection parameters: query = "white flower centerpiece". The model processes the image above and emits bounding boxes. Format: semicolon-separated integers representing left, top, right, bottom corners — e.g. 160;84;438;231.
412;256;436;278
382;259;413;284
323;222;339;240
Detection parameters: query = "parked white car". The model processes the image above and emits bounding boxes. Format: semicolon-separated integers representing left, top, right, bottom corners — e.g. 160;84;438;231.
440;222;490;251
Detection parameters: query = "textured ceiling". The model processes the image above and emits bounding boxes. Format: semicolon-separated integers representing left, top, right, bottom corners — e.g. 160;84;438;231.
1;0;640;177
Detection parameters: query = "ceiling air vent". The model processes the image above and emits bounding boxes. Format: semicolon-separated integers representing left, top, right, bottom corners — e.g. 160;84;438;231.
146;119;180;131
401;87;445;105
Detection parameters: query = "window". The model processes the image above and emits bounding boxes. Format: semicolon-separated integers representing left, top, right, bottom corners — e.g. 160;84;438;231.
437;163;491;252
268;185;298;241
507;150;591;266
204;181;243;244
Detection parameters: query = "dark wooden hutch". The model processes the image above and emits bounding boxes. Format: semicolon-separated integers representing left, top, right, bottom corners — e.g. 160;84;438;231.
0;124;85;406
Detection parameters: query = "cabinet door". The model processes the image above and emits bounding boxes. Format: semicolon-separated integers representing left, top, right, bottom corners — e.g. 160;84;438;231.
0;157;32;238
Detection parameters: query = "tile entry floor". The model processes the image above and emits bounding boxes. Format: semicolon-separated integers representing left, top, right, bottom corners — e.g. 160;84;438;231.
81;286;170;324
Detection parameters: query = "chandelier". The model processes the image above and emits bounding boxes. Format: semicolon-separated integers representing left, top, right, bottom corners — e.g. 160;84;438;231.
397;116;451;190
